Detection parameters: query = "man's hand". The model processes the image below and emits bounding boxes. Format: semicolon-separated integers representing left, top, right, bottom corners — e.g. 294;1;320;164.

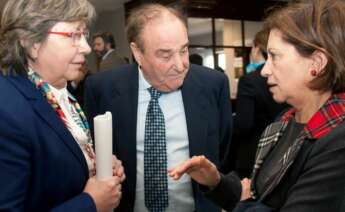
168;155;221;188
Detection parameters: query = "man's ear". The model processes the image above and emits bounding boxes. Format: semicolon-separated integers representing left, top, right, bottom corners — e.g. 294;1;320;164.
311;50;328;75
130;42;143;66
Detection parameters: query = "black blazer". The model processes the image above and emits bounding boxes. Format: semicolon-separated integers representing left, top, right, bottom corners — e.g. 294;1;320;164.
233;66;288;177
207;120;345;212
84;64;233;212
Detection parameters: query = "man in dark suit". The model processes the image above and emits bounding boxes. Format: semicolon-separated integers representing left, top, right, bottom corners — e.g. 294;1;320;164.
67;62;89;109
84;3;232;212
92;32;126;72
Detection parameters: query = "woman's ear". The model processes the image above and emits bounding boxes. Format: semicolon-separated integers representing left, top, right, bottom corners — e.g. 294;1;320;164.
311;50;328;74
29;43;41;60
21;39;41;60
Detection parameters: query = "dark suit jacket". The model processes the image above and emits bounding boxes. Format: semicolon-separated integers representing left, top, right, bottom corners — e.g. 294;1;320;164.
67;74;90;109
207;120;345;212
99;50;126;72
233;66;288;177
84;64;232;212
0;74;96;212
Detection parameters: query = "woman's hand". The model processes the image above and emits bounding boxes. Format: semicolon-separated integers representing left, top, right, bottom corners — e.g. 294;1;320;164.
84;176;122;211
240;178;251;201
112;155;125;183
168;155;221;188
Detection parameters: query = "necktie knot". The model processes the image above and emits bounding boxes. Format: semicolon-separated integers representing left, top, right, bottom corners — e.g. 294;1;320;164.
148;87;162;100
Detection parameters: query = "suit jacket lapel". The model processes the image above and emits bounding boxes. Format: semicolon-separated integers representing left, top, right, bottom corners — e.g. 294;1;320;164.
182;68;208;157
110;66;138;196
8;76;89;178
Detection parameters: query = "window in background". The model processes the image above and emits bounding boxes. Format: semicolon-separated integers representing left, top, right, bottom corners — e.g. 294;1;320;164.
215;19;242;46
188;17;262;98
189;47;214;69
188;18;213;46
244;21;263;47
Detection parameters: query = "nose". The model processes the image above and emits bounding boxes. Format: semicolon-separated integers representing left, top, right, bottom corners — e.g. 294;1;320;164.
261;61;271;78
79;36;91;55
174;54;188;73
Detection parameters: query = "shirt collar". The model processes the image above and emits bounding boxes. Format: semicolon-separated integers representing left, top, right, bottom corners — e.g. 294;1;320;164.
138;66;151;91
281;93;345;139
102;49;114;60
48;84;69;104
28;67;69;101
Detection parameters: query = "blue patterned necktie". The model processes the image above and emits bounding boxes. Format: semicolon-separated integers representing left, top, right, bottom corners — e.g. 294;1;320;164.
144;87;168;212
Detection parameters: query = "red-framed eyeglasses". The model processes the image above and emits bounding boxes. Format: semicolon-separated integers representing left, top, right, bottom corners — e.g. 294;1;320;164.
48;31;90;46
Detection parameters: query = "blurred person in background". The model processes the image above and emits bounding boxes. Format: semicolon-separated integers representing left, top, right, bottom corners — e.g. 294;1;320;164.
67;62;89;108
189;53;203;66
232;29;288;178
93;32;126;72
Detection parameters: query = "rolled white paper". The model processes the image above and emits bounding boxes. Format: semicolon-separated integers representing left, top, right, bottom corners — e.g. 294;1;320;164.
94;111;113;180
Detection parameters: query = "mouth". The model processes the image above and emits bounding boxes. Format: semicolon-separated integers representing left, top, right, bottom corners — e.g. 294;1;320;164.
267;81;277;87
267;83;277;91
169;74;182;78
72;61;85;66
169;71;187;78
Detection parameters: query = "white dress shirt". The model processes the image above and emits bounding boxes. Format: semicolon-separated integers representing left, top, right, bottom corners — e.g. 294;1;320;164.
102;49;114;61
134;67;195;212
49;85;95;174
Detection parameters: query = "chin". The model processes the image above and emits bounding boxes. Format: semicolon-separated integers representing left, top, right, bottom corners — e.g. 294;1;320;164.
162;83;181;92
65;74;79;82
172;80;184;90
272;95;286;103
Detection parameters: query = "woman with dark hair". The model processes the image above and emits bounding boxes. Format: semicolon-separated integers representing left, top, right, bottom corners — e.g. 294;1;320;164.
0;0;124;211
169;0;345;211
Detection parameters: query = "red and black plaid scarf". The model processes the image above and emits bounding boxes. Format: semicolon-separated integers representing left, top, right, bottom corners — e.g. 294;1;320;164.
251;93;345;200
281;93;345;139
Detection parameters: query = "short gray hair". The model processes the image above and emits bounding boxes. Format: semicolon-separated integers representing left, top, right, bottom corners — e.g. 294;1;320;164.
0;0;96;75
126;3;186;52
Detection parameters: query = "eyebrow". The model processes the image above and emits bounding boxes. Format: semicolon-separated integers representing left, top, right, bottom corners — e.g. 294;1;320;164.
159;43;189;51
267;48;279;53
155;42;189;55
75;24;88;31
157;49;172;54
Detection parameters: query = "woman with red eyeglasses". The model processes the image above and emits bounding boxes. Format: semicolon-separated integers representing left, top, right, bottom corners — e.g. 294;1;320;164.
0;0;124;211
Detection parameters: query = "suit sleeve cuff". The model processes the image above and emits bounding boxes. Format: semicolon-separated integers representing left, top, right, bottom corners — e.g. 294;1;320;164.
200;171;242;211
50;192;97;212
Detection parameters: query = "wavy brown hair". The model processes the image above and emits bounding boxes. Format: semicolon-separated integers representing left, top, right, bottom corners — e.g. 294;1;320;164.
0;0;96;75
253;29;269;60
264;0;345;93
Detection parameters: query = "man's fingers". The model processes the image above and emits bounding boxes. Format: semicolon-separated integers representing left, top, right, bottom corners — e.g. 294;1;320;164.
168;155;206;180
